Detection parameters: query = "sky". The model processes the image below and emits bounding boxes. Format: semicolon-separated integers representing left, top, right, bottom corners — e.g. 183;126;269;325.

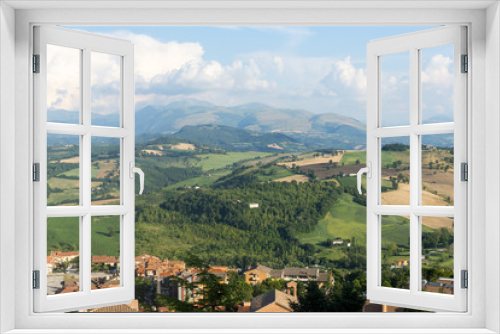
50;26;454;125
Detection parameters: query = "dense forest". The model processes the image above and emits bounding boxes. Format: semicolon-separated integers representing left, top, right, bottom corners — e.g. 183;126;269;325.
136;181;341;268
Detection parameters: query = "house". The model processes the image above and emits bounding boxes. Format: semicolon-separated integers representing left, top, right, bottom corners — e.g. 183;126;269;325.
244;265;273;285
332;238;344;245
282;267;320;282
50;251;79;262
46;256;57;274
250;290;298;312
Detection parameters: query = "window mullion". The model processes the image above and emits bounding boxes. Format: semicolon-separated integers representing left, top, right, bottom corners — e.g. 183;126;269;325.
81;48;92;295
409;47;421;294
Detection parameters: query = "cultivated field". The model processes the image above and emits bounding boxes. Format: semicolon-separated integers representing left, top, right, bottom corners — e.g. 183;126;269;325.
278;152;343;168
274;175;310;183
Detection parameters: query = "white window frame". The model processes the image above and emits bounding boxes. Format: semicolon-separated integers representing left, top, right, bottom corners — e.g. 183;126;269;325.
33;25;136;313
0;1;499;333
366;26;467;312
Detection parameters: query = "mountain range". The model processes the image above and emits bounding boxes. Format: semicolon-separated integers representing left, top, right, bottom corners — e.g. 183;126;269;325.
136;99;367;150
48;99;368;150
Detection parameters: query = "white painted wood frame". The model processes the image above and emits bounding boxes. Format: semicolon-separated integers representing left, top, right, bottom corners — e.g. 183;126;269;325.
3;3;494;333
366;26;467;312
32;26;135;313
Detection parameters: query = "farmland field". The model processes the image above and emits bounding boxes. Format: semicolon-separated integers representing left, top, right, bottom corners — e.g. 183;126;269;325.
196;151;274;171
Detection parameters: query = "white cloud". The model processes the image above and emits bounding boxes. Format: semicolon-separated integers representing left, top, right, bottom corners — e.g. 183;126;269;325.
46;31;276;114
334;56;367;92
46;45;80;111
421;54;453;87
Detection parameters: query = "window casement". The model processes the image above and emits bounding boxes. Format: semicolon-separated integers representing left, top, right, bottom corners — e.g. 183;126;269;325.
32;26;139;312
363;26;467;312
4;4;492;333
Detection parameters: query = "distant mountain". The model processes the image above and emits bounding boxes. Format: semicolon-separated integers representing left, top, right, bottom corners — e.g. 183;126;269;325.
135;99;367;149
171;125;306;152
49;99;368;150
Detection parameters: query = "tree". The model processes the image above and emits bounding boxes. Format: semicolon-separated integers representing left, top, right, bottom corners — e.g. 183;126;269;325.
290;281;329;312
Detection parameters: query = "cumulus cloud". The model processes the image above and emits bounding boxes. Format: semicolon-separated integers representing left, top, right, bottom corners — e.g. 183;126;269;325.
316;56;367;100
334;56;367;92
46;45;80;112
421;54;453;87
47;31;278;113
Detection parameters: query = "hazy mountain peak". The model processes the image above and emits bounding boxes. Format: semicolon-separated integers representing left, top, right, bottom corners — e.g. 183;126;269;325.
166;99;215;109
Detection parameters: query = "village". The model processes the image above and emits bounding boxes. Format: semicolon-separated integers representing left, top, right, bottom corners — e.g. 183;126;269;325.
46;251;454;313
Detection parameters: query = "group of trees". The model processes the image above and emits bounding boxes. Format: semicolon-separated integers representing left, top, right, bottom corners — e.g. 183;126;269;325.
134;181;341;268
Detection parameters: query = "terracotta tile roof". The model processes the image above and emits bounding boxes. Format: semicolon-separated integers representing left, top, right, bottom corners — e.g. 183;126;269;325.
92;255;119;263
59;286;79;294
250;290;297;312
50;251;79;257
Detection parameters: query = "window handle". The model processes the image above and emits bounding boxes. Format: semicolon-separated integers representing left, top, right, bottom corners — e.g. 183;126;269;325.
357;162;371;195
129;162;144;195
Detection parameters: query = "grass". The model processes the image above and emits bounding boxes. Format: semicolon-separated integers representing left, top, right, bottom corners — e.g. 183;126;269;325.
47;216;120;256
47;217;80;255
91;216;121;256
341;151;367;165
196;152;273;171
298;193;432;251
256;166;295;182
298;193;367;245
167;170;231;189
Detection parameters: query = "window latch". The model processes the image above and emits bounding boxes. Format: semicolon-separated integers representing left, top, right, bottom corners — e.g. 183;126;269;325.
129;162;144;195
356;162;371;195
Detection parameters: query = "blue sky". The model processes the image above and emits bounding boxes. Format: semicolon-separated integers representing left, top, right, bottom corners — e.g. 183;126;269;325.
54;26;453;125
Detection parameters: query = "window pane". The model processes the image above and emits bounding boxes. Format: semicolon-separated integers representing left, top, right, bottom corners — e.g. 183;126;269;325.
47;217;80;295
91;52;121;127
421;216;454;294
91;216;121;290
381;137;410;205
421;45;454;124
421;134;454;206
47;44;80;124
381;215;410;290
91;137;121;205
381;52;410;127
47;134;80;206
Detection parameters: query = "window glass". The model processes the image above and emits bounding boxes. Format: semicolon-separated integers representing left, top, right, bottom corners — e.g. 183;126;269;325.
381;215;410;290
91;52;121;127
381;137;410;205
47;217;80;295
421;216;454;294
91;216;121;290
47;44;81;124
47;134;80;206
421;134;454;206
91;137;121;205
421;45;454;124
381;52;410;127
